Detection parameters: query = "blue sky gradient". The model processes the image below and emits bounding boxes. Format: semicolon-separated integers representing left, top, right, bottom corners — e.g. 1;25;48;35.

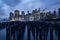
0;0;60;18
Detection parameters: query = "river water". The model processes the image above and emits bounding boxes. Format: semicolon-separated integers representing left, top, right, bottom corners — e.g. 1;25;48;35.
0;27;58;40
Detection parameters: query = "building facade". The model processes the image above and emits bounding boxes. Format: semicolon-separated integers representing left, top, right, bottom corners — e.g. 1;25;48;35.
9;8;58;21
58;8;60;19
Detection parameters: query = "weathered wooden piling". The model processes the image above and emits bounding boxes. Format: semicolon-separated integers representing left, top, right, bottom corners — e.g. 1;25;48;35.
6;23;11;40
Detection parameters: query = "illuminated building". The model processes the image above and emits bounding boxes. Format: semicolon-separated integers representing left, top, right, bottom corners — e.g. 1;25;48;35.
9;8;58;21
9;12;15;21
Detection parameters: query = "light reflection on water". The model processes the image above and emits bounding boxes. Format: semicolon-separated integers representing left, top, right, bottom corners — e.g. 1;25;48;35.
0;26;58;40
0;29;6;40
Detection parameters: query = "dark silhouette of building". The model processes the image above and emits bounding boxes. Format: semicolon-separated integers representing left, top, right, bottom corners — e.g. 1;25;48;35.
9;12;14;21
58;8;60;19
53;10;56;16
9;8;59;21
15;10;20;16
21;11;25;16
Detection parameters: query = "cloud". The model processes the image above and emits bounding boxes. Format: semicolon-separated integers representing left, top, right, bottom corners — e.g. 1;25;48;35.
13;0;44;12
2;0;21;7
0;8;7;18
0;4;11;18
0;0;6;16
0;0;60;18
53;2;60;6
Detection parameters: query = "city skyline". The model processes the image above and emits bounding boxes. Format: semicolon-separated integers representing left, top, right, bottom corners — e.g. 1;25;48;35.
9;8;60;21
0;0;60;18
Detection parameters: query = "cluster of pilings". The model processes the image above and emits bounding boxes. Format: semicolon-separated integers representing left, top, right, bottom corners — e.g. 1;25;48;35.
0;21;60;40
27;21;60;40
6;21;26;40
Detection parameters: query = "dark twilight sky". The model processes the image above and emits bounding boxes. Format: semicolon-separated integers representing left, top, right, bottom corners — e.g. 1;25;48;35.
0;0;60;18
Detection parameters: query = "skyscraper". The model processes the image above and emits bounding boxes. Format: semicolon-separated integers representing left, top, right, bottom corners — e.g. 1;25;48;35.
53;10;56;17
15;10;20;17
27;11;30;21
58;8;60;19
21;11;25;21
9;12;14;20
14;10;20;21
21;11;25;16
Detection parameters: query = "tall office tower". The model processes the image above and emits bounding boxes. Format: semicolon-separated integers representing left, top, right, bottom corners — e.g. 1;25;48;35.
58;8;60;19
37;8;40;20
21;11;25;21
15;10;20;17
27;11;30;21
35;9;38;13
53;10;56;17
32;10;35;14
38;8;40;13
27;11;29;14
9;12;14;20
14;10;20;21
21;11;25;16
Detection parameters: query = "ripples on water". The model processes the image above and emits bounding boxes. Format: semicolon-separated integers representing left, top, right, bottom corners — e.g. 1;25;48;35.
0;26;58;40
0;29;6;40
